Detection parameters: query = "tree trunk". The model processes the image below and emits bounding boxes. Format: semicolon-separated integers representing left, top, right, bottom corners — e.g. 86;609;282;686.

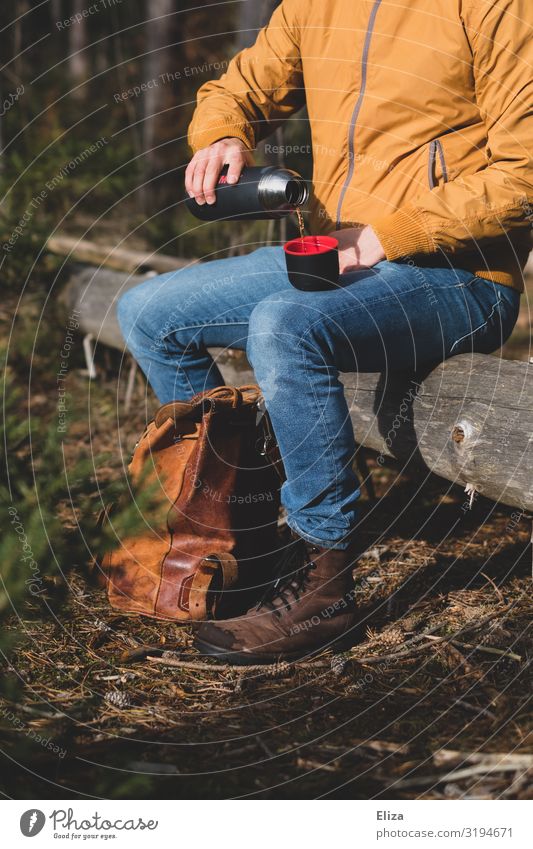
11;0;30;82
50;0;61;25
237;0;282;50
142;0;179;209
68;0;89;98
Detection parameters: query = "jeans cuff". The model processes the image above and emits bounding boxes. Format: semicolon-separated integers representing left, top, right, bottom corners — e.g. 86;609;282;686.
286;518;355;551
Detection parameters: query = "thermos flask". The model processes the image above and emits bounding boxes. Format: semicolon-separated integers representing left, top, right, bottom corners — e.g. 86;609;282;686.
186;164;308;221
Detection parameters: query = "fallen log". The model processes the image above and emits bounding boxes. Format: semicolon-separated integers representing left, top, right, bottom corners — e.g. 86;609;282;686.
60;265;152;349
433;750;533;769
215;356;533;512
60;266;251;385
60;266;532;511
48;234;192;275
341;356;533;513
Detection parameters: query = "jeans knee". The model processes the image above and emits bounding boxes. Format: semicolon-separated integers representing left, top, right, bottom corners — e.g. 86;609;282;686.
247;294;308;366
118;278;183;355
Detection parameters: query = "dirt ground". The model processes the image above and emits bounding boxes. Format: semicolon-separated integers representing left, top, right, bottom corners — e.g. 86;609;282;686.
1;279;531;800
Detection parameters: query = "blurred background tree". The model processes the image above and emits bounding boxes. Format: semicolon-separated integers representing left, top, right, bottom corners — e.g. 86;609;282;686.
0;0;311;286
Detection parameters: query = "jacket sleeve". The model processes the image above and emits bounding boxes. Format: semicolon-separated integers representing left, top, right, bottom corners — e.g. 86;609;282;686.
370;0;533;260
187;1;305;153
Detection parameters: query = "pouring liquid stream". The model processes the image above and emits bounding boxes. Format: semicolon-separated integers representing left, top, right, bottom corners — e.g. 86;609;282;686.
295;207;307;252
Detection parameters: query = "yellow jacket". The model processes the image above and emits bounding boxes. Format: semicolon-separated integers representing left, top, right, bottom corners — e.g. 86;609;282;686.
188;0;533;291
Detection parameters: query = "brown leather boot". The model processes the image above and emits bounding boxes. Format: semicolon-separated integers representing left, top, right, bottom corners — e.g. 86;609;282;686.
193;534;359;664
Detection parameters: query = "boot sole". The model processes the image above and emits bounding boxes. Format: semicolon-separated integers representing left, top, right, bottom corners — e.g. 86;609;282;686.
193;635;353;666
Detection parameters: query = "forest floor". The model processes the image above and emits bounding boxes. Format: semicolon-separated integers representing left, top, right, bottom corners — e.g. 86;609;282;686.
1;274;532;800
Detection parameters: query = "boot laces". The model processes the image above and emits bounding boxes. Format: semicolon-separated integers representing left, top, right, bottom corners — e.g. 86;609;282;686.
257;539;318;617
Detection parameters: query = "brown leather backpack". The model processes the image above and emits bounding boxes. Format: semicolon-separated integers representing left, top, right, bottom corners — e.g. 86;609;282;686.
95;385;281;622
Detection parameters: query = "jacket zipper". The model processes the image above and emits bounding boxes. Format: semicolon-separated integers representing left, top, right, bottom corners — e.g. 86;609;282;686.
428;138;449;189
335;0;383;230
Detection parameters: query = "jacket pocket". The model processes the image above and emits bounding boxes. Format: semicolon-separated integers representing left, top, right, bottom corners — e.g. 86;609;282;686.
428;139;449;189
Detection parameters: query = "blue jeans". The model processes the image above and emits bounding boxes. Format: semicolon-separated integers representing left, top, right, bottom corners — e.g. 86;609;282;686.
117;247;519;550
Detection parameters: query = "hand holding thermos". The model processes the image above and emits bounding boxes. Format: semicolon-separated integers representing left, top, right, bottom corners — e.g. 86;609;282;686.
185;138;339;291
185;137;253;205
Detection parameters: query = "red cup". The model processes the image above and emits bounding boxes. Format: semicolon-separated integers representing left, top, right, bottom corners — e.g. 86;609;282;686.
283;235;339;291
